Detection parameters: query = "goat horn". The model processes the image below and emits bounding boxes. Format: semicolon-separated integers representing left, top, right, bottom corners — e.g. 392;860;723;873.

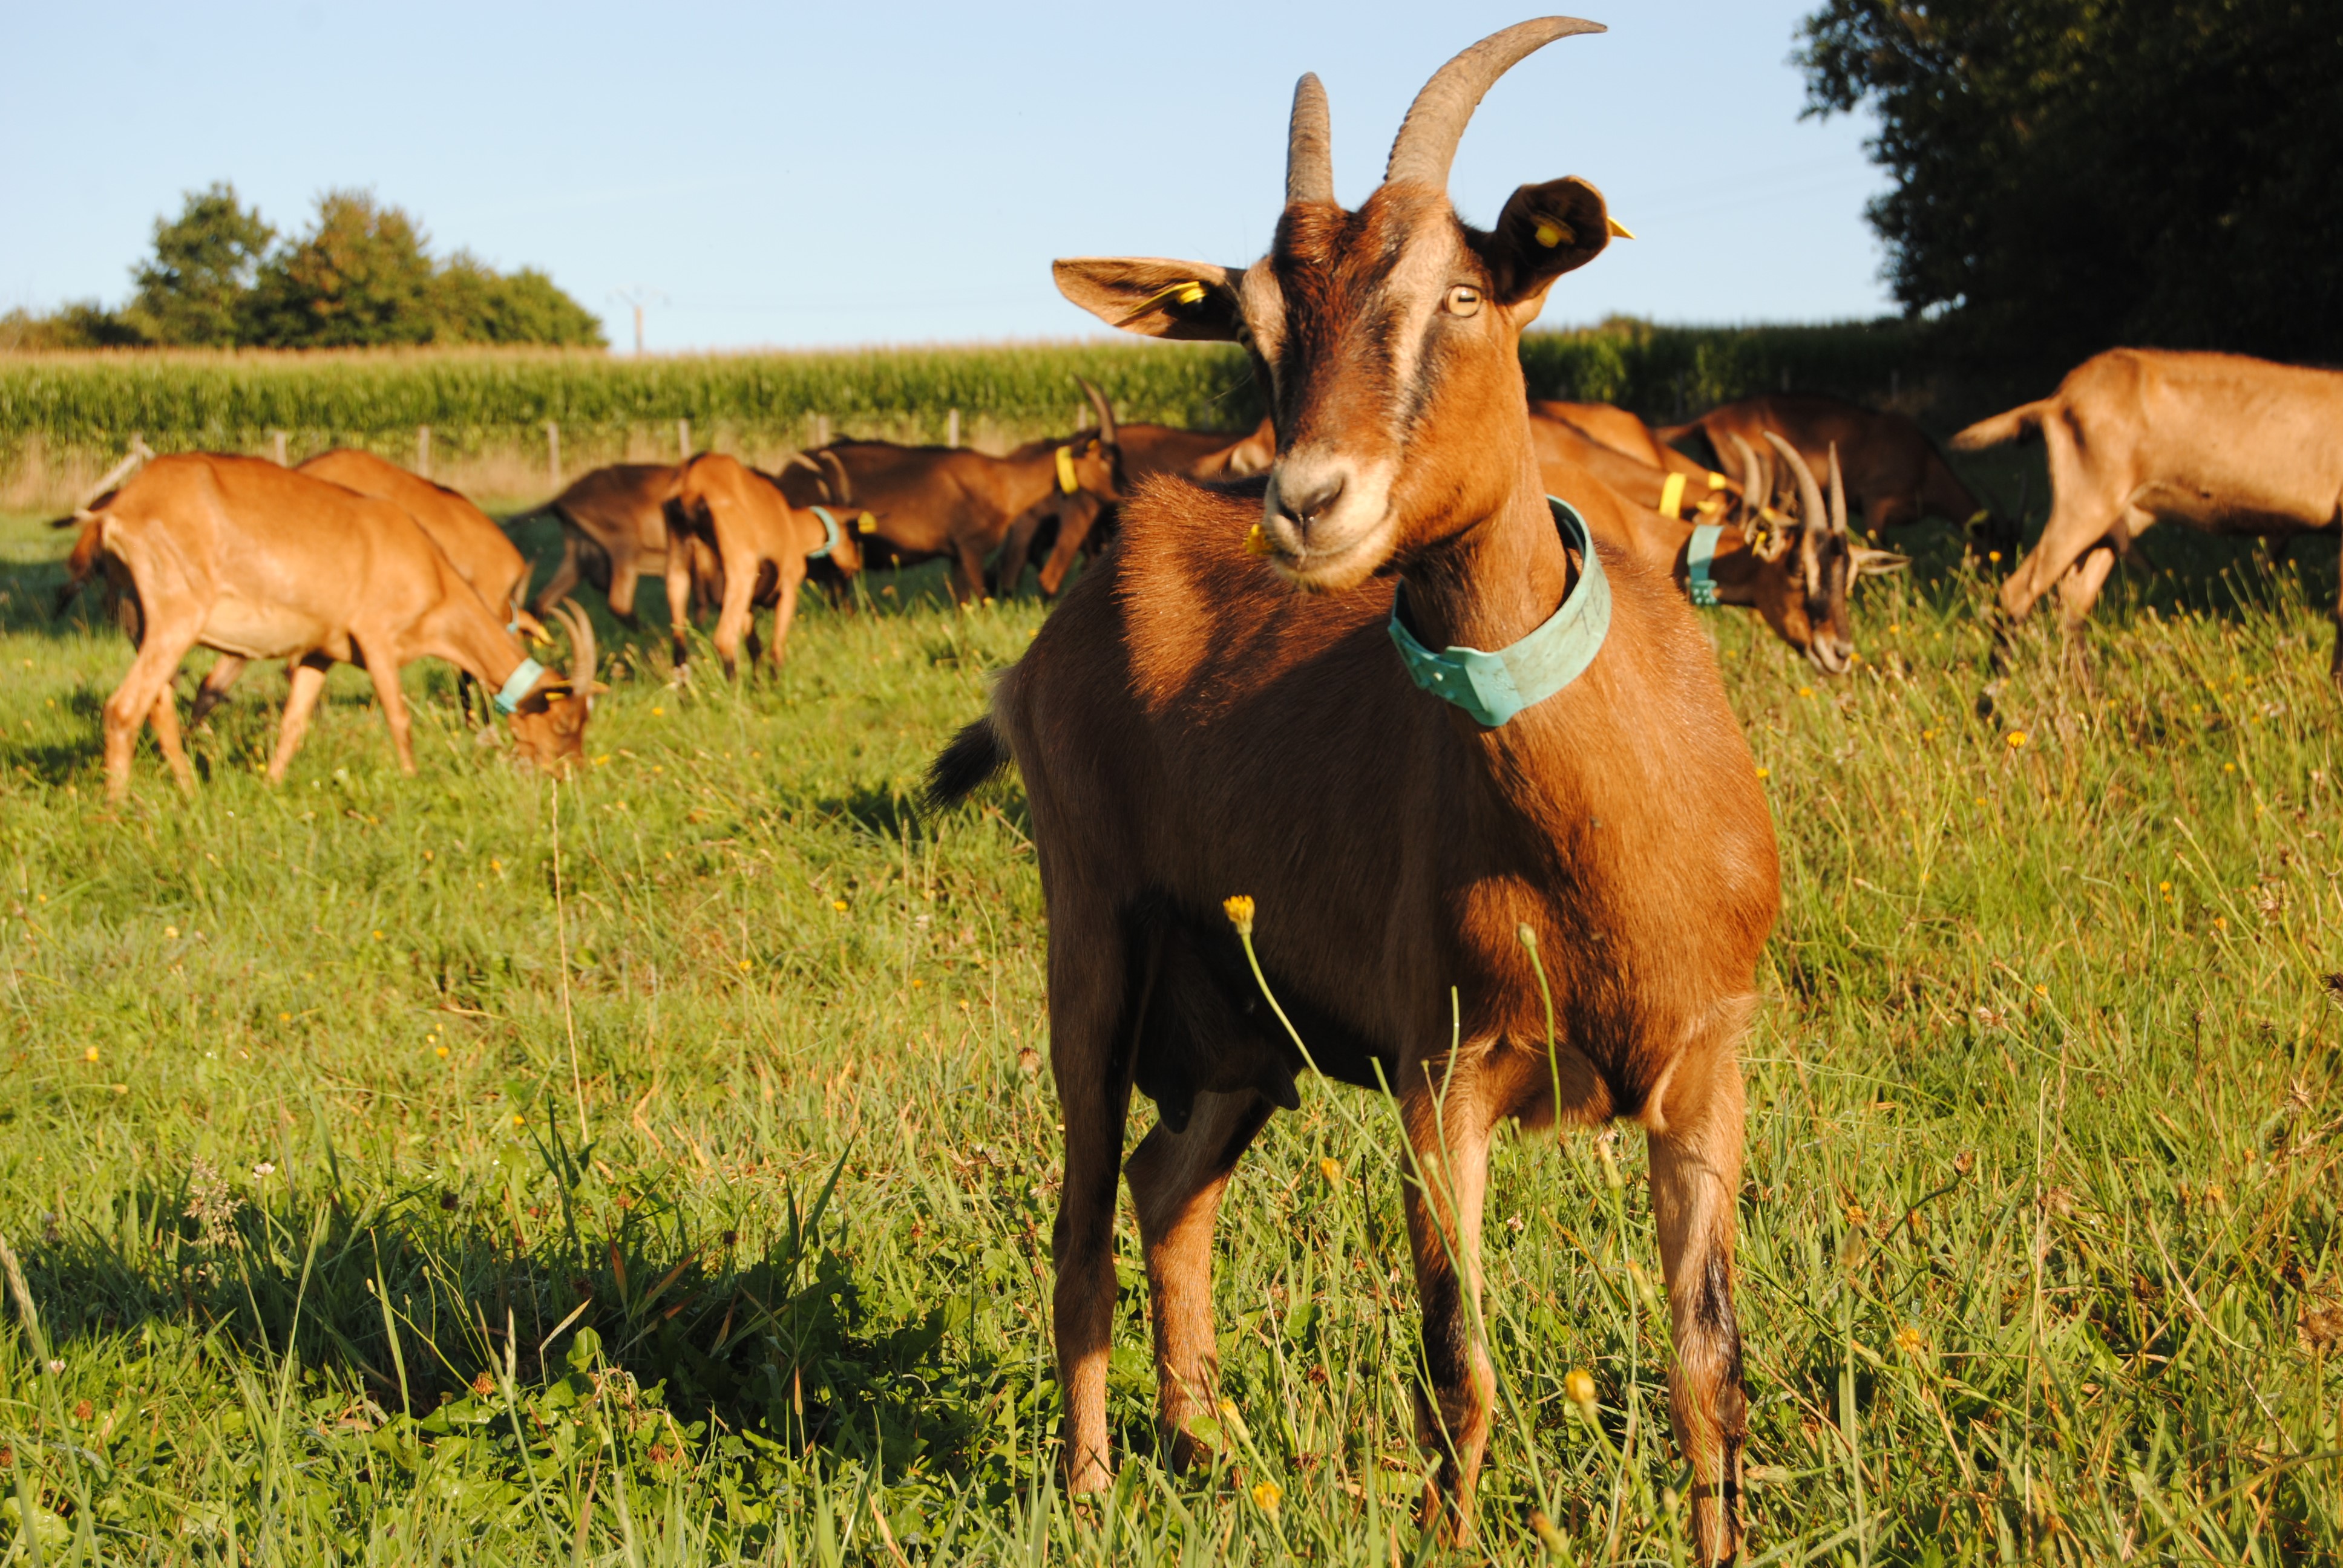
1763;431;1826;543
1727;433;1763;538
1826;441;1849;537
556;602;598;713
1076;376;1119;449
818;448;854;506
1287;72;1334;206
1383;17;1604;191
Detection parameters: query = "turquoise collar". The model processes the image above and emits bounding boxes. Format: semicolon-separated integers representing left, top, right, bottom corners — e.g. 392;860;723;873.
493;657;547;715
1685;523;1723;608
1388;497;1610;728
807;506;844;560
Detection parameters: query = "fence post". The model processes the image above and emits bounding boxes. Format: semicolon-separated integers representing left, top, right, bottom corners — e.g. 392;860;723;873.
946;408;960;449
416;425;431;477
270;430;287;466
546;422;562;489
678;417;691;461
812;413;830;449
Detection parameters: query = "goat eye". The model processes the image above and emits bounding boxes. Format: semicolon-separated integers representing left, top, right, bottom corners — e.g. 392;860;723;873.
1444;284;1483;317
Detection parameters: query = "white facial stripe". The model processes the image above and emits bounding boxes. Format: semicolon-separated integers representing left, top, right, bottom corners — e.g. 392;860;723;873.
1381;223;1466;413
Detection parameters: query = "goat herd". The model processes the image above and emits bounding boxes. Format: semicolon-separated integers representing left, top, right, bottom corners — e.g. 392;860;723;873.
48;16;2343;1561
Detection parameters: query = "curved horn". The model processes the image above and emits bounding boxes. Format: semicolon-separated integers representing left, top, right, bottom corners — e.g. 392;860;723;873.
555;602;598;714
1384;17;1604;191
817;448;854;506
781;451;822;478
1826;441;1849;537
1727;433;1763;537
1286;72;1334;206
1075;376;1118;449
1764;431;1826;540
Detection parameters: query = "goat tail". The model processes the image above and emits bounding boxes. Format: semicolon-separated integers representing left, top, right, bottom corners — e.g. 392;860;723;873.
925;714;1011;812
1950;399;2050;452
52;513;108;617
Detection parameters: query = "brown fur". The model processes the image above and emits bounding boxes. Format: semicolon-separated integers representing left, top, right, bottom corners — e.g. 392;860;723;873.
666;452;863;677
944;42;1775;1556
531;463;713;624
66;454;598;800
1534;397;1708;479
996;420;1279;598
1665;392;1989;543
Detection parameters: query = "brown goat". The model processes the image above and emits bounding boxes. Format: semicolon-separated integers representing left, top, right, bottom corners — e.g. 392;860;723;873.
1955;348;2343;673
927;22;1774;1560
188;449;542;727
1534;397;1709;479
64;454;599;799
531;463;715;624
665;451;864;678
995;420;1277;598
1663;392;1999;548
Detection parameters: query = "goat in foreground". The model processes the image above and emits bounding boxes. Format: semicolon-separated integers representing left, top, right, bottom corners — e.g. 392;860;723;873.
1955;348;2343;678
65;454;599;799
928;19;1774;1560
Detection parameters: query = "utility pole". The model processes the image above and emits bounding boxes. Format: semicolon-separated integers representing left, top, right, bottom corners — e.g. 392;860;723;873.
609;285;669;355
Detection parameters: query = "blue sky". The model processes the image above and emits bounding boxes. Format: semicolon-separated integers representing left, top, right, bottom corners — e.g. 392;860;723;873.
2;2;1890;350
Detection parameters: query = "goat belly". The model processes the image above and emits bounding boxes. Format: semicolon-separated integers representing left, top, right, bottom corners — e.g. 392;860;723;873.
1123;894;1395;1134
202;596;335;661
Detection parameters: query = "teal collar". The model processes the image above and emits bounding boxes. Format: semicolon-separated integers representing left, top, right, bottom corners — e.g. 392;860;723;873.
1388;497;1610;728
493;656;547;715
1685;523;1724;608
807;506;844;560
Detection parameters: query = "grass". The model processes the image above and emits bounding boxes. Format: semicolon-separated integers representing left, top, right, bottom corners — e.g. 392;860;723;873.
0;488;2336;1565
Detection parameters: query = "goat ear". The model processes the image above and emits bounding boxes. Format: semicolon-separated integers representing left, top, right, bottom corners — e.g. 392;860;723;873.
1480;177;1613;316
513;680;574;716
1054;258;1245;342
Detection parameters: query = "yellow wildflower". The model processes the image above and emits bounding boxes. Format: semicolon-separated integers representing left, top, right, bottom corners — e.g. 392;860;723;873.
1564;1368;1598;1417
1320;1157;1342;1183
1223;895;1256;936
1251;1481;1282;1515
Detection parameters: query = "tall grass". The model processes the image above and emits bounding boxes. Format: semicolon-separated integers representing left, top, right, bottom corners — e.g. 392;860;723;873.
0;494;2332;1563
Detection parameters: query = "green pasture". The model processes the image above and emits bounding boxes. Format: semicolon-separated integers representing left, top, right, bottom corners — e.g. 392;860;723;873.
0;493;2336;1564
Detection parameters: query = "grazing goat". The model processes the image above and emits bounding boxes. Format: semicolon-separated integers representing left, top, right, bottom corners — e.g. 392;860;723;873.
1956;348;2343;675
1534;397;1712;481
188;449;542;726
530;462;721;624
926;21;1774;1560
1663;391;2002;551
791;381;1124;602
64;454;599;799
665;451;864;678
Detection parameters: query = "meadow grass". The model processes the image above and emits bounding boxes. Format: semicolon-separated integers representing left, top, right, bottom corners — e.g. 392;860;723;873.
0;497;2335;1564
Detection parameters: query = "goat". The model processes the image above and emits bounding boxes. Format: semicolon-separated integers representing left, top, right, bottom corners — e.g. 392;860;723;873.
185;448;543;727
1663;391;2004;553
1558;422;1894;670
995;419;1278;598
1533;397;1712;481
1955;348;2343;676
664;451;864;678
62;454;599;799
925;21;1773;1560
528;462;726;625
787;381;1124;603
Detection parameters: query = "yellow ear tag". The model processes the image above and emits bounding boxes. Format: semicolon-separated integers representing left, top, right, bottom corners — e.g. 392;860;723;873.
1055;446;1080;494
1533;218;1571;249
1659;471;1687;517
1244;523;1273;557
1706;471;1727;489
857;512;877;533
1605;216;1637;239
1119;279;1210;325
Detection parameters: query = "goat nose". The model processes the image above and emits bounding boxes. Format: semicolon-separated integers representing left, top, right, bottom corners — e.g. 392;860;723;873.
1276;473;1345;528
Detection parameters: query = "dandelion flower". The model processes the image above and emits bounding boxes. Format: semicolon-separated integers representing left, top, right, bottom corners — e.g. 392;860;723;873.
83;1047;97;1063
1895;1324;1925;1356
2034;984;2048;996
1564;1368;1598;1417
652;707;665;717
1754;766;1770;780
1251;1480;1282;1514
278;1013;291;1023
435;1046;449;1059
2214;915;2228;930
1320;1157;1341;1183
1797;686;1814;698
163;926;179;939
2005;731;2027;749
1223;895;1256;937
833;900;850;913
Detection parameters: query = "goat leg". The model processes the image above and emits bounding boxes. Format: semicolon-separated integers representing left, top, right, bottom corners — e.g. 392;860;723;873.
1400;1057;1498;1546
1649;1057;1751;1567
1126;1088;1273;1471
148;687;194;796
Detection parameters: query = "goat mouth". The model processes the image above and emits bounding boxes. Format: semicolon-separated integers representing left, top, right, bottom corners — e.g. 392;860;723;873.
1806;640;1853;676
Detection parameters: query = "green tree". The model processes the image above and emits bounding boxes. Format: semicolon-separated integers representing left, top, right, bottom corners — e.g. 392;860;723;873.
124;183;274;346
241;190;442;347
1798;0;2343;371
434;254;606;347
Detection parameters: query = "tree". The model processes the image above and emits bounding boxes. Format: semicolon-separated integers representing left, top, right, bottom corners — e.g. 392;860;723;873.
124;183;274;346
1797;0;2343;372
434;255;607;347
240;190;441;348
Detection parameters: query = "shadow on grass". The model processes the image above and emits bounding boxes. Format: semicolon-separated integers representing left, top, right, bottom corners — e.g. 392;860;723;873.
14;1129;1021;1481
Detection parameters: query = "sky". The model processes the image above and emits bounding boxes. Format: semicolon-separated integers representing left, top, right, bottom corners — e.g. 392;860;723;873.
1;1;1892;351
